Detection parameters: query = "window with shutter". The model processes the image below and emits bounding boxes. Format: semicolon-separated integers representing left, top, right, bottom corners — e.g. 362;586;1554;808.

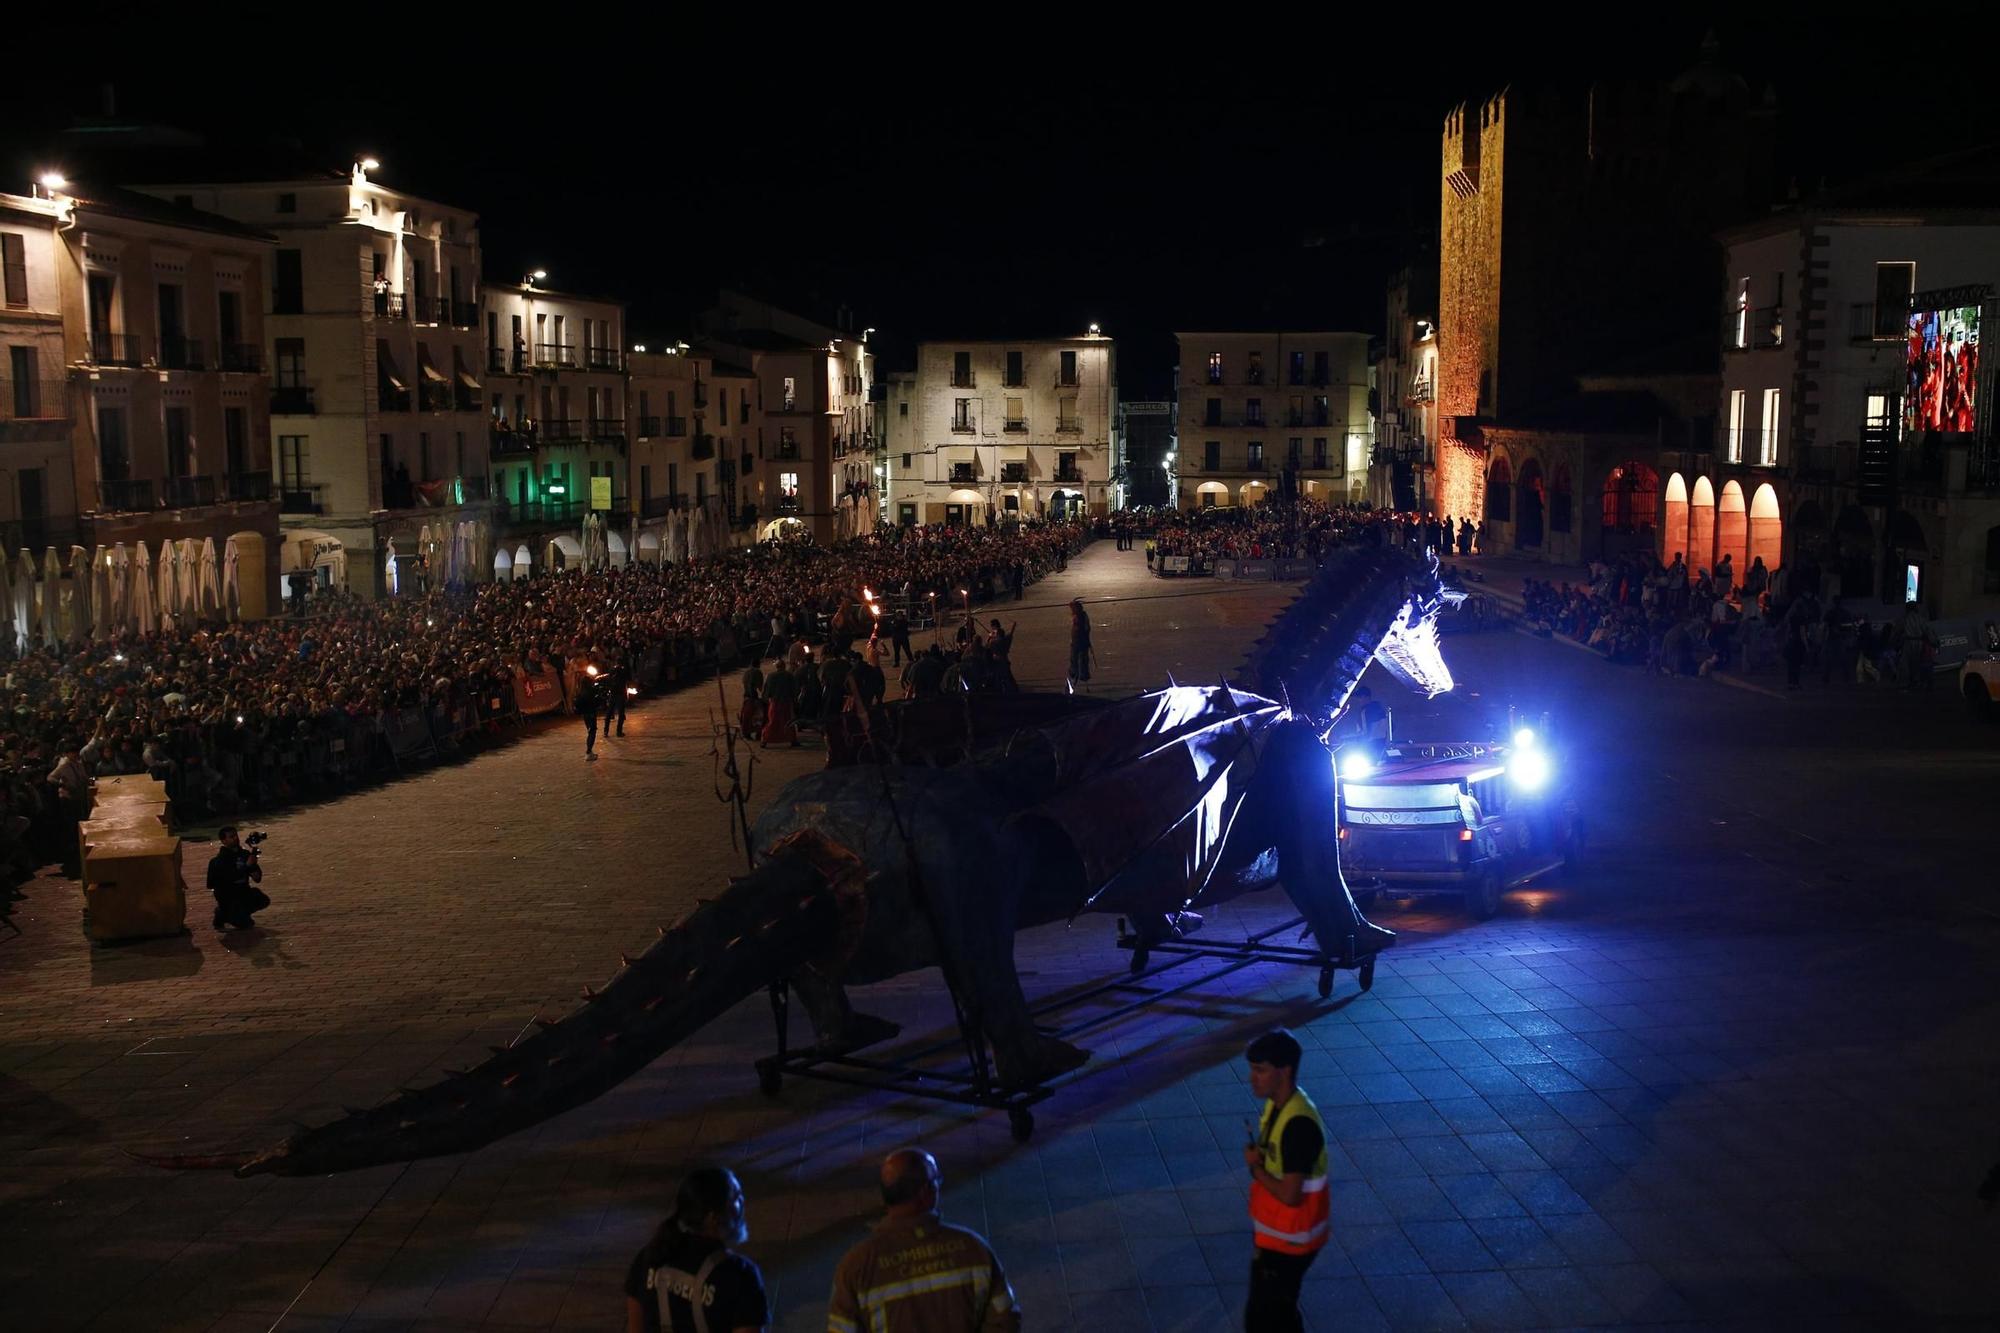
1;233;26;307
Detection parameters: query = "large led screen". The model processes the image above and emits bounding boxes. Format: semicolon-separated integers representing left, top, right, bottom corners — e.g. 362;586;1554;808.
1904;306;1981;434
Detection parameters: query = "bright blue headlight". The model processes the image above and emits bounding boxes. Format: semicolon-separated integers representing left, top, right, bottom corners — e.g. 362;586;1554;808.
1340;751;1374;781
1509;749;1551;792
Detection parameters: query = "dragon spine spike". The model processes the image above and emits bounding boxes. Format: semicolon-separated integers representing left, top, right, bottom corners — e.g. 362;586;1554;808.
231;850;839;1177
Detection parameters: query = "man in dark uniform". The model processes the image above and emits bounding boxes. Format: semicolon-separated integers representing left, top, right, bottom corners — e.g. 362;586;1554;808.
604;661;630;738
623;1166;769;1333
206;826;268;931
577;669;602;761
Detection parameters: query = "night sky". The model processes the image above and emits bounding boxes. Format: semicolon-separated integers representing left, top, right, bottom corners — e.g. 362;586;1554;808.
6;16;1983;397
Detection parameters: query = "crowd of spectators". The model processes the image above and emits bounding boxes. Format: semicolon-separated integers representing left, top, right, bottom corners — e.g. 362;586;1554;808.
1134;501;1431;570
1519;549;1941;690
0;519;1091;880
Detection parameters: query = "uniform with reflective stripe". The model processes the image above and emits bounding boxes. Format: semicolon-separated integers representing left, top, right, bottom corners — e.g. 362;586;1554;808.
1249;1087;1330;1254
827;1212;1021;1333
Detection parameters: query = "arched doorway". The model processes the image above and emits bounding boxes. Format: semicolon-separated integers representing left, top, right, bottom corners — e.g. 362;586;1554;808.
1662;473;1689;565
512;543;533;576
1238;481;1268;507
607;531;629;567
227;530;269;620
1514;459;1546;548
1599;461;1659;554
1551;462;1573;537
1688;476;1716;572
1747;483;1782;583
493;547;514;581
1050;487;1084;518
1832;506;1873;599
1716;480;1748;585
637;531;661;563
1484;455;1512;524
944;488;984;526
1196;481;1229;508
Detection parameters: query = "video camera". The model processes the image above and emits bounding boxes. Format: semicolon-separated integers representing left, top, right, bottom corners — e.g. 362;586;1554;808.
244;831;269;849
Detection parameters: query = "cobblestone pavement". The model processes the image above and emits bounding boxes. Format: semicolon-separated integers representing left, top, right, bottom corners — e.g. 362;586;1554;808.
3;544;1996;1331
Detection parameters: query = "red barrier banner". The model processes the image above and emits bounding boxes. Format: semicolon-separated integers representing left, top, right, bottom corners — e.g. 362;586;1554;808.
514;669;565;715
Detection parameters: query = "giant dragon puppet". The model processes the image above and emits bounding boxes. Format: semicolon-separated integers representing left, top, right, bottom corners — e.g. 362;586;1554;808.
225;546;1457;1176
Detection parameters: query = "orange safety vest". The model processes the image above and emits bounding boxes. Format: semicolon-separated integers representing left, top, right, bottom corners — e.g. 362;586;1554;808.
1249;1087;1330;1254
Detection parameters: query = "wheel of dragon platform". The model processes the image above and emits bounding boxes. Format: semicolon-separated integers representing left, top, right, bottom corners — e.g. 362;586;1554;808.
1129;945;1149;976
1317;965;1335;999
1009;1108;1035;1143
757;1063;782;1098
1359;959;1376;992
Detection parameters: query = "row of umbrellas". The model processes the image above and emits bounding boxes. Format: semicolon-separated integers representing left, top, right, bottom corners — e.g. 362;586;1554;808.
3;537;247;650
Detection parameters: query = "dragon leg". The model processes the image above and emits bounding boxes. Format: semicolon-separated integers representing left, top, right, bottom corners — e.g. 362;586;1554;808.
1266;723;1395;964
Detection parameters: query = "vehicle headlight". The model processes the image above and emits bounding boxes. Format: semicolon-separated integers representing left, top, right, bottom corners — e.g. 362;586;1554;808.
1509;749;1551;792
1340;751;1373;780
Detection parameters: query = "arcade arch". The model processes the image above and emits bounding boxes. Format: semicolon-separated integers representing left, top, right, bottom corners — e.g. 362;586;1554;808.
1514;458;1545;548
1688;476;1716;572
1662;472;1689;564
1747;483;1782;581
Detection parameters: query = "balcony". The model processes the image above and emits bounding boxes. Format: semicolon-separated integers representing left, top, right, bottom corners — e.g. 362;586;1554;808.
454;388;479;413
226;470;273;502
162;475;218;508
950;464;976;484
489;427;535;457
99;478;155;512
589;417;626;443
374;291;408;319
1056;418;1082;433
691;434;715;461
280;482;326;515
1054;468;1084;483
219;343;262;373
585;347;623;372
1056;375;1079;389
452;300;479;329
641;494;678;519
535;342;578;368
501;497;586;529
665;414;688;436
951;418;975;433
1243;459;1267;473
157;331;205;370
418;296;450;325
1205;369;1224;385
1848;302;1908;343
418;383;451;413
87;332;145;367
541;418;585;443
1245;366;1265;385
457;475;492;502
950;373;975;389
638;415;661;437
1724;304;1785;351
1000;463;1029;483
1408;379;1434;404
775;436;798;459
379;385;411;413
1003;418;1028;433
489;346;526;375
692;383;709;408
0;379;69;442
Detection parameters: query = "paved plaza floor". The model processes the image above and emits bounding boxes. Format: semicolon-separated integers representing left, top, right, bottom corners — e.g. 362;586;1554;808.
2;542;1996;1331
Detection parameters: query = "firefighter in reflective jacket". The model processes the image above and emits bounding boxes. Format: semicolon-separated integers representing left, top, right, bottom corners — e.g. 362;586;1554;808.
828;1148;1021;1333
1242;1029;1329;1333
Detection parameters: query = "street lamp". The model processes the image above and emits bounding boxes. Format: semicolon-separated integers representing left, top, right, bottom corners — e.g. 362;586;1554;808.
524;269;547;288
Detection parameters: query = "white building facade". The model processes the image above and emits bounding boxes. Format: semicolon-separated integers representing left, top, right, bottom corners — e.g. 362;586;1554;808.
910;334;1114;524
1175;332;1370;508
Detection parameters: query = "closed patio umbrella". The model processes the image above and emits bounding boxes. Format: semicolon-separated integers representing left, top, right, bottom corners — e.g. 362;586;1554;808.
13;551;34;650
198;538;221;618
132;541;155;636
108;544;129;634
155;541;178;634
90;546;111;639
222;537;240;621
41;546;62;645
66;546;90;644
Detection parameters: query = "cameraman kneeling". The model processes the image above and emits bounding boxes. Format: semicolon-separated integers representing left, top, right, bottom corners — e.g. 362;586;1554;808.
207;826;270;931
